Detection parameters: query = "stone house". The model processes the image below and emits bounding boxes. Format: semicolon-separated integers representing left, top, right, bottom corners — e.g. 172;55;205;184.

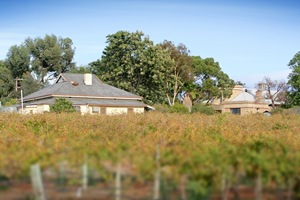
211;85;273;115
21;73;150;115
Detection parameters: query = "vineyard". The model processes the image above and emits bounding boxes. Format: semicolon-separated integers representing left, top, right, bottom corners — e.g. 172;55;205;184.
0;112;300;199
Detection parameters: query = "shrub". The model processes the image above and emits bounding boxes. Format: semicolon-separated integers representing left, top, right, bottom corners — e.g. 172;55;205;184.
152;104;170;113
271;108;284;115
3;98;18;106
153;103;189;114
169;103;189;114
50;98;76;113
192;103;215;115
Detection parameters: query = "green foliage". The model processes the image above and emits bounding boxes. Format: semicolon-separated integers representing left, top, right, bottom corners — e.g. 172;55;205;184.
152;104;169;113
153;103;189;114
0;61;15;102
5;44;30;79
69;65;92;74
169;103;189;114
288;51;300;106
1;112;300;197
96;31;172;105
50;98;76;113
191;56;235;103
25;34;75;83
3;98;18;106
159;41;193;106
271;108;284;115
192;103;215;115
21;72;42;96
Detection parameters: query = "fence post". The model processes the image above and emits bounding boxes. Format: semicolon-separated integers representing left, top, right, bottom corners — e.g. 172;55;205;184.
115;161;122;200
59;161;66;190
154;144;160;200
30;163;46;200
221;173;228;200
82;155;88;191
254;169;262;200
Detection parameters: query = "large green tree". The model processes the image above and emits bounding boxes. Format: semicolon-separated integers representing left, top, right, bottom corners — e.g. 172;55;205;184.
191;56;235;103
5;44;30;79
159;40;193;106
288;51;300;106
0;60;15;104
21;72;42;96
96;31;172;105
25;34;75;83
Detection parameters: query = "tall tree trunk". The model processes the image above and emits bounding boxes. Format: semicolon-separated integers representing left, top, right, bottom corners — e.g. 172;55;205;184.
172;77;178;106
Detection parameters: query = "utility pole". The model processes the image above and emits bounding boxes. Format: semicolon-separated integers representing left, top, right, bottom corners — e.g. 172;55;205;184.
15;78;24;114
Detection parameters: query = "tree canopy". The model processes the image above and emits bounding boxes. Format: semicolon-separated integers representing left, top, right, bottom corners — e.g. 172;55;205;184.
159;40;193;106
0;61;15;103
1;31;236;108
5;44;30;79
95;31;172;105
21;72;42;96
256;77;288;109
288;51;300;106
190;56;235;103
25;34;75;83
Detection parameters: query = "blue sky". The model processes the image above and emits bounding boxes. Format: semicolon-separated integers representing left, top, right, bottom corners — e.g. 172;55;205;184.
1;0;300;88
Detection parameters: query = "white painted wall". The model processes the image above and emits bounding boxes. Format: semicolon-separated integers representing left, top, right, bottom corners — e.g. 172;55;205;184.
22;104;144;115
107;107;127;115
134;108;144;114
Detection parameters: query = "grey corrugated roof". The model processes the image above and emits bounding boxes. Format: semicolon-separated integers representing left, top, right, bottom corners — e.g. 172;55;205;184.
24;73;142;101
23;98;147;107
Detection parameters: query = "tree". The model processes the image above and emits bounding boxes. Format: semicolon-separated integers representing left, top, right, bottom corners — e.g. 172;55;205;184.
89;59;102;74
96;31;172;105
0;60;15;104
256;77;288;109
69;65;92;74
5;44;30;79
50;98;76;113
288;51;300;106
21;72;42;96
25;34;75;83
159;40;193;106
191;56;235;104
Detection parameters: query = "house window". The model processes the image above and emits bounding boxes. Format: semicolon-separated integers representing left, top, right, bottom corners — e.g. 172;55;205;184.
128;107;134;114
74;106;81;112
100;107;106;114
92;107;100;113
230;108;241;115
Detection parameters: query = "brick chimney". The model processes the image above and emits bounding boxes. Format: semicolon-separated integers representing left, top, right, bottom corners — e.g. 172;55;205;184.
256;90;263;102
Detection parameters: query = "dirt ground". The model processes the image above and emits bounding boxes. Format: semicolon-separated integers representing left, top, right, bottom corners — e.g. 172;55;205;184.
0;181;289;200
